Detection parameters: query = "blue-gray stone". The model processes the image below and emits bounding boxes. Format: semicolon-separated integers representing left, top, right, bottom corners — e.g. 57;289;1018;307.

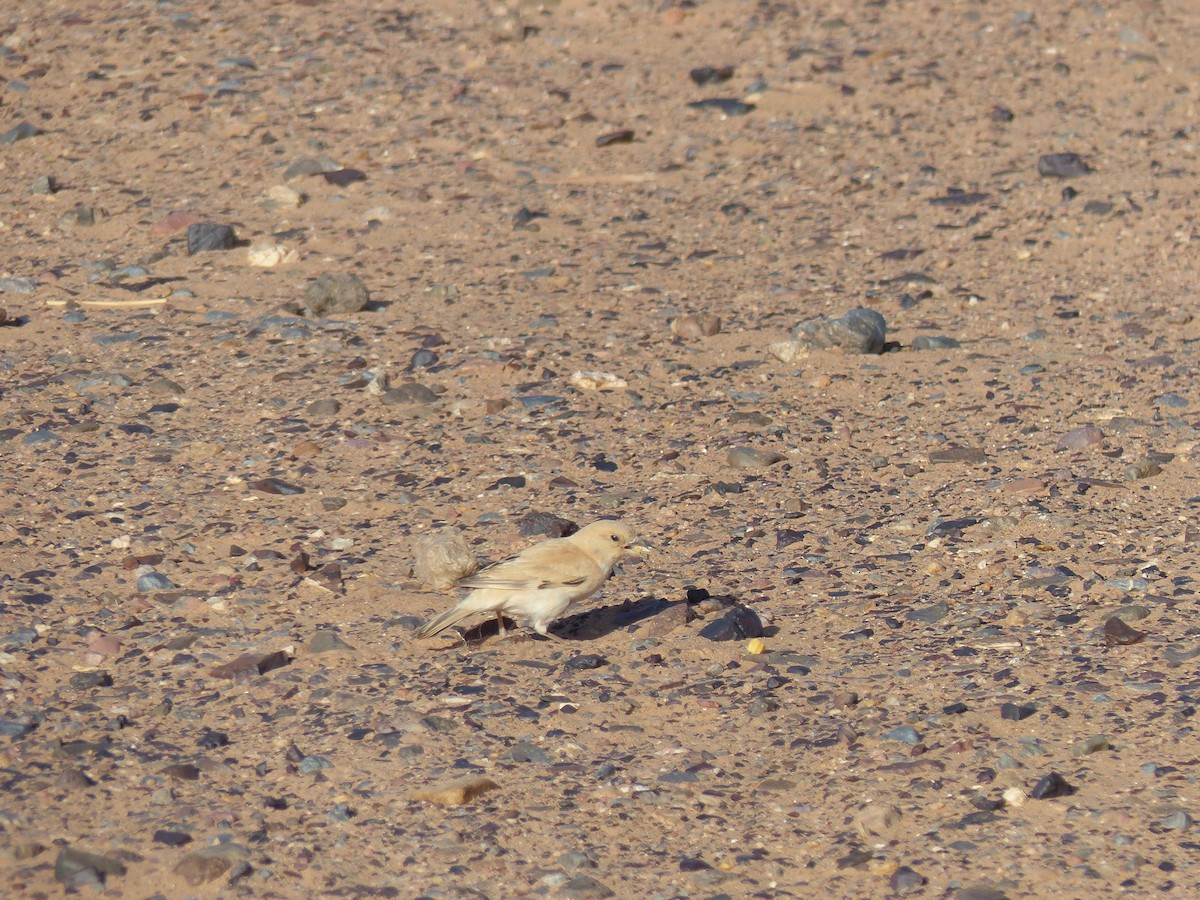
1155;393;1189;408
137;573;175;592
299;755;333;774
791;306;887;354
506;741;551;764
698;606;764;641
0;121;39;143
92;332;141;346
0;276;37;293
23;429;61;445
906;600;949;623
911;335;960;351
1;627;38;648
516;395;565;410
326;803;353;822
883;725;921;745
0;717;36;738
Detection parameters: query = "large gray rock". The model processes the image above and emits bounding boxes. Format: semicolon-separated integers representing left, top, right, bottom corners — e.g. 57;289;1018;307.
302;273;370;317
770;306;888;361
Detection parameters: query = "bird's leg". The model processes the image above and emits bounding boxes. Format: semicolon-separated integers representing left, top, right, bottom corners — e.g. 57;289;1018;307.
494;612;507;637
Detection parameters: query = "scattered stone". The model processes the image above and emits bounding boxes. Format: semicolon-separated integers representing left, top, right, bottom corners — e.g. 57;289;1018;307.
151;211;202;236
324;168;366;186
570;370;628;391
147;377;186;396
956;885;1010;900
1038;152;1093;177
688;98;755;117
1000;702;1036;721
883;725;921;745
412;775;499;806
1104;616;1146;646
0;121;39;143
670;313;721;339
517;512;578;539
928;447;987;464
1056;424;1104;450
911;335;960;350
726;446;786;469
301;273;370;316
247;477;305;495
906;600;949;623
247;242;298;267
299;754;332;773
137;572;175;592
174;844;250;886
1030;772;1074;799
564;653;607;671
54;846;126;887
30;174;57;194
890;866;926;893
1075;735;1111;756
1161;811;1193;831
413;531;479;589
772;307;888;361
308;631;354;654
926;516;979;537
284;155;342;179
153;830;193;847
382;382;438;405
595;129;635;147
305;398;340;417
560;873;616;899
261;184;306;209
210;650;292;679
506;741;552;763
698;606;763;641
1125;459;1162;480
59;204;106;228
854;803;903;837
690;65;735;86
187;223;237;254
0;276;38;293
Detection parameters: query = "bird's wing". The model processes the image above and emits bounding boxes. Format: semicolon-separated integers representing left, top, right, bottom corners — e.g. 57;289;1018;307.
456;540;598;592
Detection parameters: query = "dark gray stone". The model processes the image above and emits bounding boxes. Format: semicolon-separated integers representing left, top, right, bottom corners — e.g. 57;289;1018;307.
0;121;39;143
698;606;764;641
187;223;236;254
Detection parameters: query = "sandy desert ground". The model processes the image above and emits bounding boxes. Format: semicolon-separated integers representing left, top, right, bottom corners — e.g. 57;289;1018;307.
4;0;1200;897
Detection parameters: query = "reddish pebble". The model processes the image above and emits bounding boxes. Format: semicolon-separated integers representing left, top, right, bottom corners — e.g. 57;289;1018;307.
1002;477;1046;495
151;211;203;236
1056;424;1104;451
661;7;686;25
292;441;322;458
87;632;122;656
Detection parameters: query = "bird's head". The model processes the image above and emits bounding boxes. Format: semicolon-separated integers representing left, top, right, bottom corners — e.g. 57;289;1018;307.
573;521;652;562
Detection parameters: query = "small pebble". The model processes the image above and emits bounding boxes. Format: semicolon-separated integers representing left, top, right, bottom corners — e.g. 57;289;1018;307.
1038;152;1093;177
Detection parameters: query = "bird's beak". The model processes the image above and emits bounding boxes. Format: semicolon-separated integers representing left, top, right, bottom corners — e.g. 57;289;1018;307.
626;540;652;558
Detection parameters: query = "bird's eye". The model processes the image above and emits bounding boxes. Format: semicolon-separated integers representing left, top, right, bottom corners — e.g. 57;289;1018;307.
611;534;620;542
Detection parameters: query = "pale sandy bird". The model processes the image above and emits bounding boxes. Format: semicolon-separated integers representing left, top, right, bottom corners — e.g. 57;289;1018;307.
415;521;649;640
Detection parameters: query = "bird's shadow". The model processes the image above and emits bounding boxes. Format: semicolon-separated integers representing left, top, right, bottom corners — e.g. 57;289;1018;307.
456;593;776;644
456;595;680;644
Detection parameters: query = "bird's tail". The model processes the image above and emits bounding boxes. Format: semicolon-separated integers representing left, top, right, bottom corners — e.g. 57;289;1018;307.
415;606;474;639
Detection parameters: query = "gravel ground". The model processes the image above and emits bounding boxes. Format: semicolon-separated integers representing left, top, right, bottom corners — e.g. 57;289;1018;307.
4;0;1200;897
